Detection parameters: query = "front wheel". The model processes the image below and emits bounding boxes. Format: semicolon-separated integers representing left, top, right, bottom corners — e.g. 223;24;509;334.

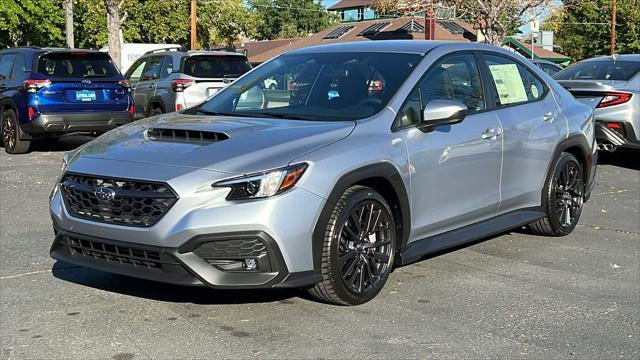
529;152;584;236
308;186;396;305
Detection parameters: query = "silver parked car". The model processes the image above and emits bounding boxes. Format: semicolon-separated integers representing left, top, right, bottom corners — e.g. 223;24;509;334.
554;54;640;152
124;47;251;118
50;41;596;305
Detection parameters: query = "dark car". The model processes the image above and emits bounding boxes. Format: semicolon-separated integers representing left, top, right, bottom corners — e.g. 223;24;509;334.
532;59;563;76
0;47;134;154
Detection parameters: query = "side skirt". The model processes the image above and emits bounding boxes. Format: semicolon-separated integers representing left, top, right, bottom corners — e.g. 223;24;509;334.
397;208;545;266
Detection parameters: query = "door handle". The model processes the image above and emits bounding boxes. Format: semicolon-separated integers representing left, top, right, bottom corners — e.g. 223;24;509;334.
543;112;554;122
0;83;6;90
149;83;156;89
481;127;502;140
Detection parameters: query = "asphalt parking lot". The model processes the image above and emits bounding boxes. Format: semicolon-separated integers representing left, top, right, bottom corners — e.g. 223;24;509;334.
1;135;638;359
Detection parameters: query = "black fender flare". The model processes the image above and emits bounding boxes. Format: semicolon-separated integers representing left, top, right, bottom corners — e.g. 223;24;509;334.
544;134;594;202
311;162;411;269
0;99;30;140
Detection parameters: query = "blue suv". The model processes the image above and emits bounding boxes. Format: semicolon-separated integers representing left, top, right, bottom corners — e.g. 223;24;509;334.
0;47;134;154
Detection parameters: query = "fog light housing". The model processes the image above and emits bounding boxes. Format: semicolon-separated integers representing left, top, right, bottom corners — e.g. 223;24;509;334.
244;258;258;270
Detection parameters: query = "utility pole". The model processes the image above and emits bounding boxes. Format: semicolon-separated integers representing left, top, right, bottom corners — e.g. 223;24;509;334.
611;0;616;56
64;0;74;48
190;0;197;50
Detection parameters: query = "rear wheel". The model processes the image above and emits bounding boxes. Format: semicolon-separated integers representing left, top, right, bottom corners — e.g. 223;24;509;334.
148;105;163;117
2;109;30;154
529;152;584;236
308;186;396;305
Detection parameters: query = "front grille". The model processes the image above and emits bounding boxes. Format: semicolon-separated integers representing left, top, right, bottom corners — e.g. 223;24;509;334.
60;173;178;227
194;238;267;259
61;236;164;269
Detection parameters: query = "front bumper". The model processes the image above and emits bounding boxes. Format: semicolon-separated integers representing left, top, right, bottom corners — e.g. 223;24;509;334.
595;122;640;150
49;161;326;288
21;111;133;136
50;223;321;289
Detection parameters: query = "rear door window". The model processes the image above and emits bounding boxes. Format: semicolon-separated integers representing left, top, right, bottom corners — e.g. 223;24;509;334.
125;60;147;81
483;55;548;107
37;52;120;79
141;56;162;80
182;55;251;78
11;54;26;79
0;54;16;80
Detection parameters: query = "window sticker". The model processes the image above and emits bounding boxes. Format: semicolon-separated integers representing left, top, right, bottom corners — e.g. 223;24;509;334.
488;64;528;105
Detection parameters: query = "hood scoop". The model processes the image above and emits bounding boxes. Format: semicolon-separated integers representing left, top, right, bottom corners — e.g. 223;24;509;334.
145;128;229;144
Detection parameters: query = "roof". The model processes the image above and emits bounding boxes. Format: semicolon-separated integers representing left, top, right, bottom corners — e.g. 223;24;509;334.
249;17;477;63
290;40;445;55
581;54;640;62
501;37;571;62
327;0;377;10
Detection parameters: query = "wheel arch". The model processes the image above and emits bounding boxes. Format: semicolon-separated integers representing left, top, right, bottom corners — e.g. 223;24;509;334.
146;98;166;116
545;134;593;201
311;162;410;270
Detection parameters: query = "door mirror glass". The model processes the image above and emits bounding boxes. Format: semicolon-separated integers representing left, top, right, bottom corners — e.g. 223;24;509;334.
421;99;467;129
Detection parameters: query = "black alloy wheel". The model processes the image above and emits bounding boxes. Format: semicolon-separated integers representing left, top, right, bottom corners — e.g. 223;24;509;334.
309;186;396;305
553;159;584;229
2;109;30;154
338;200;394;295
529;152;584;236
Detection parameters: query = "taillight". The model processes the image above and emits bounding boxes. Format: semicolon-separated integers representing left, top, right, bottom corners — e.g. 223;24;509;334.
128;103;135;117
171;79;194;92
23;79;51;93
28;106;36;121
176;104;184;111
597;92;632;108
118;79;130;88
606;122;621;129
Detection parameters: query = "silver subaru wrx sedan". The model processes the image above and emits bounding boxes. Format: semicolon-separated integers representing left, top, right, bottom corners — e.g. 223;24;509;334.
50;41;596;305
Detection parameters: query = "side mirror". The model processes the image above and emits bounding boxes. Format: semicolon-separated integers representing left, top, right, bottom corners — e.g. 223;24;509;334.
420;99;467;130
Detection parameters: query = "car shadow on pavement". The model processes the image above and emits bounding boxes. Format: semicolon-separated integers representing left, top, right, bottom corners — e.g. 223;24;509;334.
598;149;639;171
29;134;95;153
52;261;307;305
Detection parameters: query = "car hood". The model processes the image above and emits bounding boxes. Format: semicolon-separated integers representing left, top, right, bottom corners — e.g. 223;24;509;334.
68;112;356;174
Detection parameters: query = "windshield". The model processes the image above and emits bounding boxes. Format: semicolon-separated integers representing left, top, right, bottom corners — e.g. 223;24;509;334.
182;55;251;78
37;52;120;78
554;60;640;81
195;52;422;121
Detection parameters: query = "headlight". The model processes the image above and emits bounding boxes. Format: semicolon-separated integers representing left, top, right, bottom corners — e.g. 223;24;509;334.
213;163;308;200
49;153;70;202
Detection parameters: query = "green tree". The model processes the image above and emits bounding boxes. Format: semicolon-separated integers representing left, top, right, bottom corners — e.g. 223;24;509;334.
0;0;65;47
249;0;338;40
543;0;640;60
2;0;257;50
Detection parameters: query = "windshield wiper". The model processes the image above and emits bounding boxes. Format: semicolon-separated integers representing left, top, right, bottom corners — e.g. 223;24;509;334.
195;109;255;117
83;74;110;78
249;112;314;121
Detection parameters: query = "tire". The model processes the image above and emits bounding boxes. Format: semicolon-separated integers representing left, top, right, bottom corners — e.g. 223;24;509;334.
148;105;163;117
2;108;30;154
308;186;396;305
529;152;584;236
